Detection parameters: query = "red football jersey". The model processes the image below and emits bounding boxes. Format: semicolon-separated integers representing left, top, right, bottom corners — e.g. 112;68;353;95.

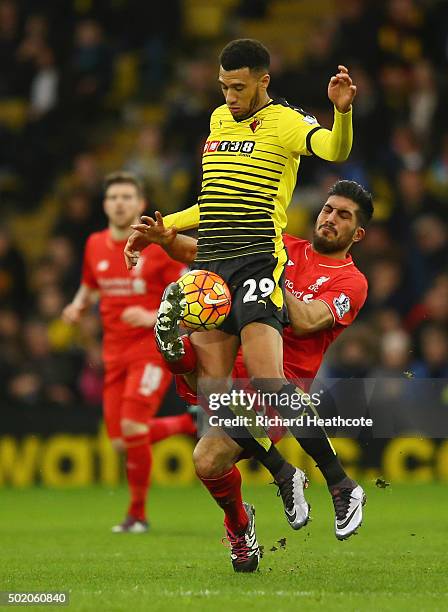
82;229;186;362
233;233;368;389
281;233;367;385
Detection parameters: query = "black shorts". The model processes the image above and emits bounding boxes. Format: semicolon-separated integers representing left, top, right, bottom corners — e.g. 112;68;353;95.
195;250;289;336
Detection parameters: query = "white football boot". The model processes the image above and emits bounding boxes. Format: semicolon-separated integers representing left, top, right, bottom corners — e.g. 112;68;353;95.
111;516;149;533
332;484;366;540
155;282;186;361
276;468;311;530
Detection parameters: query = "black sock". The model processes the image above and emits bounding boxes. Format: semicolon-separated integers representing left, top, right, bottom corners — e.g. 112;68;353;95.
314;452;347;486
266;382;348;486
328;476;357;491
259;444;295;482
224;434;295;482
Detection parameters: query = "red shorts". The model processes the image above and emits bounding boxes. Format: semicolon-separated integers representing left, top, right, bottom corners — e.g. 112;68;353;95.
103;357;172;439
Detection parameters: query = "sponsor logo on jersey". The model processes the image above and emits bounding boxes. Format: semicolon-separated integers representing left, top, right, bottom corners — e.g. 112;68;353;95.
249;118;262;133
308;276;330;292
287;259;295;266
98;277;135;296
285;279;313;303
333;293;351;319
203;140;255;154
97;260;109;271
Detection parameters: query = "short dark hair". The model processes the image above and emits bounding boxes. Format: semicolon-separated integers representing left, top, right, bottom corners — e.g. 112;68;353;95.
328;180;373;227
103;171;144;198
219;38;270;73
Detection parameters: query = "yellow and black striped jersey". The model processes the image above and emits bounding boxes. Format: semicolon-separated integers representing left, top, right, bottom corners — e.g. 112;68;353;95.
164;99;352;261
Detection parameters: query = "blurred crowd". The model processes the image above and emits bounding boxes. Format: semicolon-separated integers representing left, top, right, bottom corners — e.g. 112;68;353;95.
0;0;447;412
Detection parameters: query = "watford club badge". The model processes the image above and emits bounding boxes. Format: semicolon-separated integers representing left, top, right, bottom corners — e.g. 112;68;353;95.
249;118;262;133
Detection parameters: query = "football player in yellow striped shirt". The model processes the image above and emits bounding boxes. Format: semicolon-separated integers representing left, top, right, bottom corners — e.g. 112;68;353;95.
125;39;358;569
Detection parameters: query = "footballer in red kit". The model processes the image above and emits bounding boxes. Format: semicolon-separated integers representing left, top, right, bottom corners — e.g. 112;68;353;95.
125;179;373;570
82;230;186;436
63;172;195;533
174;232;367;406
172;232;366;456
281;233;367;387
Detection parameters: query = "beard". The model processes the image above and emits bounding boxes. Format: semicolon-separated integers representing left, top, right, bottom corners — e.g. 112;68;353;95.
312;228;353;254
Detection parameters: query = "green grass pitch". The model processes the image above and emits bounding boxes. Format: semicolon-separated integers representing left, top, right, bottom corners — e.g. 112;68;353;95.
1;483;447;611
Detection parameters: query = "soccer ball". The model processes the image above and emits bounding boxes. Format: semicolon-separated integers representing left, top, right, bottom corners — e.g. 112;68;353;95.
177;269;231;330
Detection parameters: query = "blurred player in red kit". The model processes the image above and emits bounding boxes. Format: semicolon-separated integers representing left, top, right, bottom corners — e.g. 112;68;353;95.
63;172;195;532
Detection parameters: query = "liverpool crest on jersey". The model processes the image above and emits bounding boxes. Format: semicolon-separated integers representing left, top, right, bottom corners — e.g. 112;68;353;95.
308;276;330;292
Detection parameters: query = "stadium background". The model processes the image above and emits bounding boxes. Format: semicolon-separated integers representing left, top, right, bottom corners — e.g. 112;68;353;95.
0;0;447;487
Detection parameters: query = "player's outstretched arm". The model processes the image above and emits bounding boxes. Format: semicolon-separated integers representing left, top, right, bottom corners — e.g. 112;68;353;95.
125;211;198;268
278;66;355;163
308;65;356;162
155;206;199;263
163;203;200;232
285;291;333;336
62;284;97;324
124;211;177;269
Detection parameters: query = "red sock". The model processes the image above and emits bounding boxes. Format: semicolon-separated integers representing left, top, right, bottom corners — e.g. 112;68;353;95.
163;335;197;375
199;465;248;535
149;413;196;443
124;433;152;521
